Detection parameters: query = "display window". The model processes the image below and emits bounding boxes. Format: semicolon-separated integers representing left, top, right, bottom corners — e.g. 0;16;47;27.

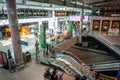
112;21;120;29
58;18;68;33
6;27;11;38
93;20;100;31
101;20;110;32
20;26;30;38
0;27;6;39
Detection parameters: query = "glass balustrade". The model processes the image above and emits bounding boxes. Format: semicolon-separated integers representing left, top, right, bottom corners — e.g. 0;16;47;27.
87;31;120;56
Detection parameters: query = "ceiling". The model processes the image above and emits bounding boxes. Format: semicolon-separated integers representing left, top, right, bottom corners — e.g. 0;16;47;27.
28;0;120;9
78;0;120;8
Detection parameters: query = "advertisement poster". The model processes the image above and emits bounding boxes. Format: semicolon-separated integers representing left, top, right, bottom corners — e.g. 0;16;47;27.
40;25;46;48
69;21;73;37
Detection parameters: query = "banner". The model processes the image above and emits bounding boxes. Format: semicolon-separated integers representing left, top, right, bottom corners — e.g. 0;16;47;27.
40;25;46;48
69;21;73;37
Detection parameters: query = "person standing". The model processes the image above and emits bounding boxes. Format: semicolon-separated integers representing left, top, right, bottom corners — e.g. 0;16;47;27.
50;68;58;80
35;41;39;52
8;56;15;72
8;49;11;57
35;41;39;62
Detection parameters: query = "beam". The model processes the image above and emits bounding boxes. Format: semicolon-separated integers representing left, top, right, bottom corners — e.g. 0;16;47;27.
27;0;92;10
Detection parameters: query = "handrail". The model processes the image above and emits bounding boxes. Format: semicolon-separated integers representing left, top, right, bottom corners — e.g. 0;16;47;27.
94;60;120;65
54;47;118;80
88;31;120;56
39;56;78;76
55;47;84;64
54;48;95;80
91;61;120;71
91;71;117;80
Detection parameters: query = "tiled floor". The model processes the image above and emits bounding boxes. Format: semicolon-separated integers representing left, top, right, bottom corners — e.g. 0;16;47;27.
0;59;75;80
0;60;48;80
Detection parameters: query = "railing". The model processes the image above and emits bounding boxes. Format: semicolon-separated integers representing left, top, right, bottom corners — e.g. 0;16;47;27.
49;59;77;76
87;31;120;56
54;47;118;80
95;60;120;65
55;47;83;65
39;56;78;76
90;60;120;71
54;47;95;80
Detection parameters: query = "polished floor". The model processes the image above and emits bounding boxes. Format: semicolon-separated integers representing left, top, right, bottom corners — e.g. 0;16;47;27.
0;59;75;80
0;60;47;80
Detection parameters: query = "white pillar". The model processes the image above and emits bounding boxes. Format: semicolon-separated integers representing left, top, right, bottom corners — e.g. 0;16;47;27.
109;20;112;29
99;20;102;32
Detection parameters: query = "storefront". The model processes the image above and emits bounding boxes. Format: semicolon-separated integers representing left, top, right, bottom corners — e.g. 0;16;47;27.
93;20;100;31
0;51;8;68
101;20;110;32
91;17;120;36
0;25;6;39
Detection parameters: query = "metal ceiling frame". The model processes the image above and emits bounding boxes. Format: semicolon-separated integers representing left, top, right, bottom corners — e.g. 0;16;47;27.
27;0;92;10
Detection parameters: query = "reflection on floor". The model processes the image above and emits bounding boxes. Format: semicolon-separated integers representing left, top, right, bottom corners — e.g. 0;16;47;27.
0;60;47;80
0;59;75;80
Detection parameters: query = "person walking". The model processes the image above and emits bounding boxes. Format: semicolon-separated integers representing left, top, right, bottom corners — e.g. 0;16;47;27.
35;41;39;62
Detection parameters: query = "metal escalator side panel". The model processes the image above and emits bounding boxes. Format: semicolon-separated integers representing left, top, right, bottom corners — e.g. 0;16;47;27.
87;36;120;59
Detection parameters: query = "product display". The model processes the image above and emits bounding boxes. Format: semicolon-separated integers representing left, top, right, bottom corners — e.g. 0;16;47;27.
63;31;70;39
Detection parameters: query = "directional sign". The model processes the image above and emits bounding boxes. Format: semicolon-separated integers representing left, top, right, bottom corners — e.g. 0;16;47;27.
18;40;28;46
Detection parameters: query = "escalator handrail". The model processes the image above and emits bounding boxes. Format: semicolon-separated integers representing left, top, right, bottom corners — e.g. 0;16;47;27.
57;57;95;80
55;48;95;80
55;47;84;65
88;31;120;56
57;60;82;76
40;57;78;76
94;60;120;65
54;47;117;80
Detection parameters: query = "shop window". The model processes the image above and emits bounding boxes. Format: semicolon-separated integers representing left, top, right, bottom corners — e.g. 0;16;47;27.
93;20;100;31
6;27;11;38
0;27;6;39
112;21;120;29
20;26;30;38
101;20;110;32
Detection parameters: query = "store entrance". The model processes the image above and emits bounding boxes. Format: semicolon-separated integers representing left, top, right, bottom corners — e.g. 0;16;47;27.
0;53;3;67
0;51;8;69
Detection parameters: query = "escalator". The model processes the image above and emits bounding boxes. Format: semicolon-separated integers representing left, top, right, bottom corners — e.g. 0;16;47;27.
38;49;118;80
89;60;120;71
53;53;95;80
83;31;120;59
39;51;95;80
39;56;79;76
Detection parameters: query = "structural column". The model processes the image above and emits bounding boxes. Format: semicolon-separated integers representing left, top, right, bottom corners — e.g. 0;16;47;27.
80;4;84;34
52;5;57;29
99;20;102;32
6;0;23;63
109;20;112;29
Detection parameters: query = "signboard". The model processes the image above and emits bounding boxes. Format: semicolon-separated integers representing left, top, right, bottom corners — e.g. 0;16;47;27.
40;25;46;48
69;16;88;22
69;21;73;37
18;40;28;46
